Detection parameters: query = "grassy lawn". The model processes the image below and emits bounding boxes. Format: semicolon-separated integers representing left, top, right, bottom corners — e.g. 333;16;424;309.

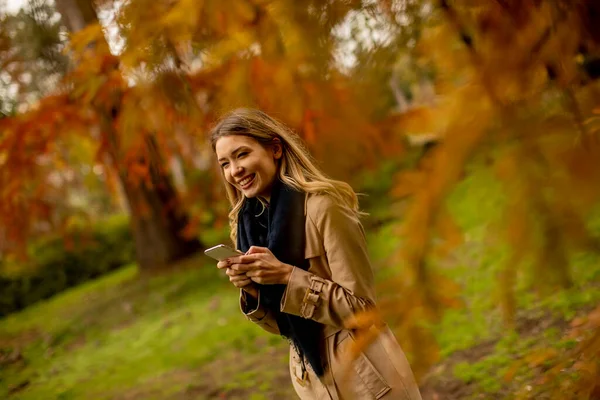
2;163;599;399
0;259;294;399
418;166;600;399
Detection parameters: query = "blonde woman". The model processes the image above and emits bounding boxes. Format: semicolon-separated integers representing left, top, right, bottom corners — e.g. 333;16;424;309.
212;108;422;400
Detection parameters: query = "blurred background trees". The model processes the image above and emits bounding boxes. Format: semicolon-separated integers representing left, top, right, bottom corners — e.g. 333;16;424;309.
1;0;600;398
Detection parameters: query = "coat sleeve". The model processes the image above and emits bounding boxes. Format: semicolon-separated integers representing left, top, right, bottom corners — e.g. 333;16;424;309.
280;196;377;329
239;289;280;335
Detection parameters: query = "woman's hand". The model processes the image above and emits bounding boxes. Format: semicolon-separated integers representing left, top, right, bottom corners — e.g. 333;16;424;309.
217;260;258;298
228;246;294;285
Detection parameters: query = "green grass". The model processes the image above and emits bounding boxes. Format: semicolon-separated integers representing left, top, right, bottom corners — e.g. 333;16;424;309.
2;162;600;399
365;162;600;398
427;165;600;397
0;257;292;399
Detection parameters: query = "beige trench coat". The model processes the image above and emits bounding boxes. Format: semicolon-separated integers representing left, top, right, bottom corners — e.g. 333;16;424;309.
239;193;423;400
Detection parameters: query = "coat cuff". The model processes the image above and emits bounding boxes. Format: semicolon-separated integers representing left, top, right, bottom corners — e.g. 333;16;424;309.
240;289;268;321
281;267;326;319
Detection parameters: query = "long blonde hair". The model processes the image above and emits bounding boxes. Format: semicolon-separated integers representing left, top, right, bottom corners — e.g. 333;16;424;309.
210;108;363;245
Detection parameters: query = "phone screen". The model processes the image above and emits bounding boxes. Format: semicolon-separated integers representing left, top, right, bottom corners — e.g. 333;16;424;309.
204;244;243;261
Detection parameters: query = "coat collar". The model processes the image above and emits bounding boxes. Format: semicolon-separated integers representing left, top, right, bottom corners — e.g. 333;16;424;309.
304;192;309;216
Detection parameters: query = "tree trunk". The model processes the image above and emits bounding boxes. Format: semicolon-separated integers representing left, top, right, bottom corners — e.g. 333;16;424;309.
55;0;202;268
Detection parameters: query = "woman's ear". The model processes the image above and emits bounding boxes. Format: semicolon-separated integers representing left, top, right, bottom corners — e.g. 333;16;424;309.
272;138;283;160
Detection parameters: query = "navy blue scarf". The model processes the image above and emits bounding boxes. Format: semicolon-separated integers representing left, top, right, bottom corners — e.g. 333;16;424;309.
237;179;324;376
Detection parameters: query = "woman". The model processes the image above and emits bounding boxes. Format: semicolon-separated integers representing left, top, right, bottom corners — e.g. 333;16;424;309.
211;108;422;400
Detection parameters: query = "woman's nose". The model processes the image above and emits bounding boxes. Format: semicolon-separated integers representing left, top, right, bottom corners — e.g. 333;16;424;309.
232;163;244;176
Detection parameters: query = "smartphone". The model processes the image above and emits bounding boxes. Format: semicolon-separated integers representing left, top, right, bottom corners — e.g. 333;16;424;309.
204;244;244;261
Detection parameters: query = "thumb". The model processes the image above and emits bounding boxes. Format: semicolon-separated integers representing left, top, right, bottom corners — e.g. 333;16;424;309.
247;246;269;254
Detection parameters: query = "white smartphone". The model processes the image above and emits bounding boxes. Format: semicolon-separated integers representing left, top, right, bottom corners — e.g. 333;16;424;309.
204;244;244;261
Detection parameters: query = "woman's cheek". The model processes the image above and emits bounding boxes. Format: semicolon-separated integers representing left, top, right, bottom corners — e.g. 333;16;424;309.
225;171;234;185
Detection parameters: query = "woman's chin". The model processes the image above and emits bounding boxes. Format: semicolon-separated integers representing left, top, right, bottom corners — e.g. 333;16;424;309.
242;188;258;198
241;182;262;198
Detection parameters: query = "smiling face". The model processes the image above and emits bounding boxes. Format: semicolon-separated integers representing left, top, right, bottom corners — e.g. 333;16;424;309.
215;135;282;202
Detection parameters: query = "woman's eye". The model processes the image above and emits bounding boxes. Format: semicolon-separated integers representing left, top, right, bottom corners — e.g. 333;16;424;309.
238;151;248;158
220;162;229;169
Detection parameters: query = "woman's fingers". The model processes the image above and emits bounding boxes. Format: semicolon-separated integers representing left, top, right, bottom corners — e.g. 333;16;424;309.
245;262;293;285
246;269;270;284
227;255;246;264
223;249;289;286
228;253;266;265
230;261;260;272
232;278;252;288
245;269;261;278
247;246;270;254
229;272;251;287
218;255;257;269
226;267;246;276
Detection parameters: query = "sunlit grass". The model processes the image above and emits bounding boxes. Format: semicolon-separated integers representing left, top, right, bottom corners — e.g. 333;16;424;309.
367;162;600;397
2;162;599;399
0;258;291;399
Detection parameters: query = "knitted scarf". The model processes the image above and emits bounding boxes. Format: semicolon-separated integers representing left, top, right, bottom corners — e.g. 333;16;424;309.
237;179;324;376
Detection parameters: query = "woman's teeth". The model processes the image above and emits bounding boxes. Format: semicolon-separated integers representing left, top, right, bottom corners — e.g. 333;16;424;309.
239;175;254;187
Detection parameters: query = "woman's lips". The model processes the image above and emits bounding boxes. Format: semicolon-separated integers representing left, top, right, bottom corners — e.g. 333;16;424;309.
239;174;255;190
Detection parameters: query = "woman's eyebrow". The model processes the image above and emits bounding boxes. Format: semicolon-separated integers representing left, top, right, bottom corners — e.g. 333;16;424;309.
218;146;247;162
